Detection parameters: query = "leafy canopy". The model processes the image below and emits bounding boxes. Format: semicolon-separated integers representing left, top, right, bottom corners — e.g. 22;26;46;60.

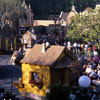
67;8;100;48
0;0;26;27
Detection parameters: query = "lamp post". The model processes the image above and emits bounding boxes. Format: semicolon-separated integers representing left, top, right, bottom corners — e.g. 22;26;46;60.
78;75;91;100
78;75;91;88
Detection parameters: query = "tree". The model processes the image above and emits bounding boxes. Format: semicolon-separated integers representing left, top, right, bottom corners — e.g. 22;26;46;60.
66;8;100;48
0;0;26;33
25;0;98;19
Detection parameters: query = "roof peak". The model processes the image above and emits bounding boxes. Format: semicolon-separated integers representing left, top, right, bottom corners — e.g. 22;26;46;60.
71;5;78;13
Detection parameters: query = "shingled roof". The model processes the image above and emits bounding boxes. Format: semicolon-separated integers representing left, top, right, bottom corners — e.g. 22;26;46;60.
21;44;65;66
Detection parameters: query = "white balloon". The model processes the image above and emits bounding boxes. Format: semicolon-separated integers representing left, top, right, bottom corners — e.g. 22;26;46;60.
78;75;91;88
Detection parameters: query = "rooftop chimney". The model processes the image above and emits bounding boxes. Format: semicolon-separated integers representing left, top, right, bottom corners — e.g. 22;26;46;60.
72;5;75;11
59;11;63;19
41;43;46;53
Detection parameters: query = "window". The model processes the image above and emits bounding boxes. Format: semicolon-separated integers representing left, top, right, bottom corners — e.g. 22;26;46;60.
32;72;40;82
29;72;43;88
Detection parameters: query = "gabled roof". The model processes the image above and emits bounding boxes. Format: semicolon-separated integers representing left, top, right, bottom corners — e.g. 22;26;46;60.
21;44;65;66
59;6;77;22
22;30;36;37
70;5;78;14
82;7;91;13
54;55;75;68
59;12;69;21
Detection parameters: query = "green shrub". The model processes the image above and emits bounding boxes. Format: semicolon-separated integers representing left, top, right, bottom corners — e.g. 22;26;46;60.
46;81;70;100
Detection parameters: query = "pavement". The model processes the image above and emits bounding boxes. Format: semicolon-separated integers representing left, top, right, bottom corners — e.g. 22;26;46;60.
0;55;11;65
0;55;33;100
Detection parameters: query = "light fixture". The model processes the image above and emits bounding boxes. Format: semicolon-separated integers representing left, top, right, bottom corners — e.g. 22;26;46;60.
78;75;91;88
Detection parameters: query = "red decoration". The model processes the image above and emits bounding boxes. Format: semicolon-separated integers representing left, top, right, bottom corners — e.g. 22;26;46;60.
29;80;42;86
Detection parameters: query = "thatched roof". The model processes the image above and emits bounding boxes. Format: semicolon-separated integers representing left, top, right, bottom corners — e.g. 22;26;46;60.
53;53;80;69
24;48;32;57
21;44;65;66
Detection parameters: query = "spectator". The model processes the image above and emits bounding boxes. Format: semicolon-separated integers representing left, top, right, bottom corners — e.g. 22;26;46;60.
89;68;97;80
73;42;77;54
84;43;88;51
97;68;100;79
77;42;81;54
67;41;72;51
83;64;87;74
85;63;92;75
93;55;99;66
0;88;5;99
93;50;98;56
97;63;100;70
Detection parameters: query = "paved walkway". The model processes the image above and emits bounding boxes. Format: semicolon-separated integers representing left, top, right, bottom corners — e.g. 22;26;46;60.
0;55;33;100
0;55;11;65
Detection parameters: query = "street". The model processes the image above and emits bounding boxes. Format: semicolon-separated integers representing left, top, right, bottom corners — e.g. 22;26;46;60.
0;55;23;99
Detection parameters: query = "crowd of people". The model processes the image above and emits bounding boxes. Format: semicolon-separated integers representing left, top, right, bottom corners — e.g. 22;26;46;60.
14;29;100;84
0;88;20;100
66;41;100;83
33;33;100;83
33;32;66;46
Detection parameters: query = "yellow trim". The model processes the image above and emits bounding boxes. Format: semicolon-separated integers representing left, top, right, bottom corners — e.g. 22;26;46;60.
5;37;16;51
5;37;8;51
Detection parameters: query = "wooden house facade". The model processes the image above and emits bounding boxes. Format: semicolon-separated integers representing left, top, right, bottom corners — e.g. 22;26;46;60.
14;44;80;99
0;1;34;52
21;30;36;52
0;24;16;52
19;1;34;34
